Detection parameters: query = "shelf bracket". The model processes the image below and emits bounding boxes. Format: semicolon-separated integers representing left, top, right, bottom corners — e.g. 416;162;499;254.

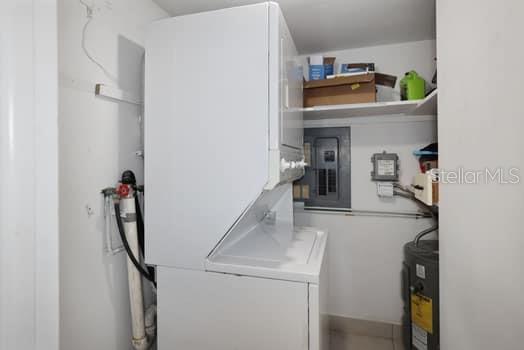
95;83;142;106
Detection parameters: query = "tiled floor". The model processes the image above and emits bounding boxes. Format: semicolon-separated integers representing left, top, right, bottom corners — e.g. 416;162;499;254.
330;331;403;350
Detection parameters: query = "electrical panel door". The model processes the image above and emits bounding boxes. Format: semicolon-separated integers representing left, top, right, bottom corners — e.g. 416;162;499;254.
294;127;350;209
315;138;339;201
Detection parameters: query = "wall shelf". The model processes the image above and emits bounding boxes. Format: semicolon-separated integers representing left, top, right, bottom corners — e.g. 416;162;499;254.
303;89;437;120
411;89;438;116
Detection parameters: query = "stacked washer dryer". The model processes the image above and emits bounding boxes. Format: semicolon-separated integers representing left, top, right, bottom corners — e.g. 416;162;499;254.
144;3;328;349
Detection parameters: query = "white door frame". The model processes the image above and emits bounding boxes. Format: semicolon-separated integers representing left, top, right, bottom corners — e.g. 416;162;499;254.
0;1;59;349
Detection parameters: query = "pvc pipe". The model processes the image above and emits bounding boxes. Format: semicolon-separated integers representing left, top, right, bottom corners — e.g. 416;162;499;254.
120;194;151;350
104;196;111;253
104;195;124;255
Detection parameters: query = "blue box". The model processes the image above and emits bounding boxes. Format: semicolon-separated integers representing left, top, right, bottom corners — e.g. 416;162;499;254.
308;55;325;80
309;65;325;81
323;57;335;77
324;64;334;77
309;56;336;80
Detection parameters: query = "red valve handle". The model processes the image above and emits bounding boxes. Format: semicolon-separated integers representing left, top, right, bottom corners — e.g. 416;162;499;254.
116;184;130;198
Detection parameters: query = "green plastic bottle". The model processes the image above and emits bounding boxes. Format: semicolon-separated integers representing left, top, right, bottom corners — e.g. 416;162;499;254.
400;71;425;100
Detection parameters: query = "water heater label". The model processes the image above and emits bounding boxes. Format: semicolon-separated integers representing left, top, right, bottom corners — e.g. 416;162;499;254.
416;264;426;279
412;324;428;350
411;293;433;334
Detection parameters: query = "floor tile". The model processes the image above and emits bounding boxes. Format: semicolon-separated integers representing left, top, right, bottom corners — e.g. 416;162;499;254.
330;331;346;350
392;325;402;341
330;315;393;338
330;332;394;350
393;340;404;350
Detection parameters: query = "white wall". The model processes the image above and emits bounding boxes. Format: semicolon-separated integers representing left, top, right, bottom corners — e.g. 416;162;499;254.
296;119;436;324
58;1;167;349
0;0;59;350
295;40;437;324
301;39;436;102
0;1;59;349
438;1;524;349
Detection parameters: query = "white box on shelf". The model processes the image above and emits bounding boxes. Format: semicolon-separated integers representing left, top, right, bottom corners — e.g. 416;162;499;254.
412;173;434;206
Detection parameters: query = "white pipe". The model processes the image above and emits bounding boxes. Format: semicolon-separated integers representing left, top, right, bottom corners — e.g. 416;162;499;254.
104;196;112;254
121;194;152;350
104;195;124;255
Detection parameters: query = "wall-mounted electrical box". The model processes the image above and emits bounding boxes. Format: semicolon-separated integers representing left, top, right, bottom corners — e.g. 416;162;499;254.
371;151;400;181
294;127;350;209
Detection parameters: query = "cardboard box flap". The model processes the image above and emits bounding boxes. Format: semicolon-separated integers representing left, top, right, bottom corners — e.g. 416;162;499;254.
304;73;375;89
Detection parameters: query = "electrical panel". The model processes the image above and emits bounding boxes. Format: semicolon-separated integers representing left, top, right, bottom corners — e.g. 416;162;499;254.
294;127;350;209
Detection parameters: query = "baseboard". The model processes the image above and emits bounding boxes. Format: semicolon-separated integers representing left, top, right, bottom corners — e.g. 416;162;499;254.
329;315;403;341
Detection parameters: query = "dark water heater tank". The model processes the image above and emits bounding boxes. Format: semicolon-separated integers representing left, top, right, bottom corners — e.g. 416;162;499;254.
402;240;439;350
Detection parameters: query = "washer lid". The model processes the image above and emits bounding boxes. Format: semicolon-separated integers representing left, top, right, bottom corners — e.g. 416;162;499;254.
206;183;327;283
206;226;327;284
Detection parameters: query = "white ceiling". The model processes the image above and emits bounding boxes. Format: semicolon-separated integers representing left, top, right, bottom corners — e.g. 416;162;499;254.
152;0;436;54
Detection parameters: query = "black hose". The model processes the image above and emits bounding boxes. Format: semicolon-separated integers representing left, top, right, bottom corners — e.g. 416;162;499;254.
114;201;157;287
135;195;145;254
134;195;155;280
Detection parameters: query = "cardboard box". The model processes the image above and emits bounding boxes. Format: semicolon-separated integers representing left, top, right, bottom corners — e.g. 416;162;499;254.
432;182;439;205
308;56;336;80
303;73;376;107
340;62;374;74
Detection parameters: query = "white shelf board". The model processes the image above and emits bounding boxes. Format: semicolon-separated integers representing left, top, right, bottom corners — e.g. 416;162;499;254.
303;90;437;120
411;89;438;116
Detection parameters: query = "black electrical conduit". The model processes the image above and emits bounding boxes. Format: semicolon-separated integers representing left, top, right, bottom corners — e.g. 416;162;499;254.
135;195;156;281
114;200;157;287
414;223;439;246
